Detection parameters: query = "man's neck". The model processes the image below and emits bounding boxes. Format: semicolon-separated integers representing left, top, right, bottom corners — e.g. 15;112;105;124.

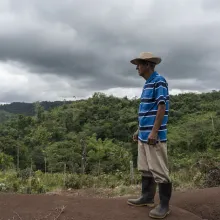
143;70;154;80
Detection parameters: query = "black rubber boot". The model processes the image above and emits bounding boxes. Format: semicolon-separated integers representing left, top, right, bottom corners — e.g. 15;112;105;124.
127;176;156;207
149;182;172;219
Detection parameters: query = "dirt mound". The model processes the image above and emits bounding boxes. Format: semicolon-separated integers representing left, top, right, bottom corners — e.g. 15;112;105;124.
172;187;220;220
0;187;219;220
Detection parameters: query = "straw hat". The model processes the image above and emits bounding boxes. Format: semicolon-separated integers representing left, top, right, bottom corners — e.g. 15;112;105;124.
130;52;162;65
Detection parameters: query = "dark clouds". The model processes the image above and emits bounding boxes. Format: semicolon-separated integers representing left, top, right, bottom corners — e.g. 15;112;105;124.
0;0;220;102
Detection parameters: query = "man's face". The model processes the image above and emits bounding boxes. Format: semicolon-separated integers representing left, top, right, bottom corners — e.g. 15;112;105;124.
136;61;149;76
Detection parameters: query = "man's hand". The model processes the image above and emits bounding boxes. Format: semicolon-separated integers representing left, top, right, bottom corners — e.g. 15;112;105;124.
147;130;158;145
133;130;138;142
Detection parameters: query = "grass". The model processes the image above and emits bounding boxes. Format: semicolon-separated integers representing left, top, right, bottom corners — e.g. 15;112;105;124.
0;166;208;196
1;149;219;196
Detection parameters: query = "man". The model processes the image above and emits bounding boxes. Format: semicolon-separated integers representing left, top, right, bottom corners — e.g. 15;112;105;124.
127;52;172;219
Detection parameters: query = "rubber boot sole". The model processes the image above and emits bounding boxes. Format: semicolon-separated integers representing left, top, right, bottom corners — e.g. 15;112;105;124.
149;210;171;219
127;201;155;208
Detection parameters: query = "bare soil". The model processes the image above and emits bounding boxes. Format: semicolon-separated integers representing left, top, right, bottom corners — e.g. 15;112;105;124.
0;187;219;220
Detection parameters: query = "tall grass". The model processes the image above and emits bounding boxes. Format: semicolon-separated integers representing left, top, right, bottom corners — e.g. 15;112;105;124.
1;149;219;195
0;167;207;196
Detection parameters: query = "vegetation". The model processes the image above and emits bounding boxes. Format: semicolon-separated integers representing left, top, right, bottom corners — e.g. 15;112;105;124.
0;110;15;123
0;91;220;194
0;101;72;116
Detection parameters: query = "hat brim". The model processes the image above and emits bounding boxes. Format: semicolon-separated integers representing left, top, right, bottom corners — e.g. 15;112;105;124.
130;57;161;65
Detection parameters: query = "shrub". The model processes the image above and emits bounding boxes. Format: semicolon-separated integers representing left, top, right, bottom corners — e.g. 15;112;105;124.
204;167;220;187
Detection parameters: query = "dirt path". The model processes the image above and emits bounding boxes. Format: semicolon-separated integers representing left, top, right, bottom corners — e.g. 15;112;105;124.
0;187;219;220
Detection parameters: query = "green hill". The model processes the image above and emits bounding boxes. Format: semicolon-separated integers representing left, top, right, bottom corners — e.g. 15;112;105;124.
0;91;219;180
0;101;72;116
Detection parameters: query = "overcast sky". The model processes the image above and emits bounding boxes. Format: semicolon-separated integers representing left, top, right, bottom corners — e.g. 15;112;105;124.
0;0;220;103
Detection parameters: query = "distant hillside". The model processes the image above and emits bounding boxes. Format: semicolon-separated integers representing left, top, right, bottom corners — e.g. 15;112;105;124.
0;110;15;123
0;101;73;116
1;90;220;118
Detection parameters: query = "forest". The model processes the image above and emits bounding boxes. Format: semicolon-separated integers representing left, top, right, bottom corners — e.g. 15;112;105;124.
0;91;219;194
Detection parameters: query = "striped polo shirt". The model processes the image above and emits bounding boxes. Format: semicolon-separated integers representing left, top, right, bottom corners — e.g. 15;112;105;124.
138;71;169;143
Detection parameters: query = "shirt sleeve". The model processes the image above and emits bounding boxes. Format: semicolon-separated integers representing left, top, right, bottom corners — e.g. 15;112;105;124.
154;78;168;105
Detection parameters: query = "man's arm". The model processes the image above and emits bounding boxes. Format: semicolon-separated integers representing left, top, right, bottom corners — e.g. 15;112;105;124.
148;77;168;145
152;103;166;134
147;103;166;145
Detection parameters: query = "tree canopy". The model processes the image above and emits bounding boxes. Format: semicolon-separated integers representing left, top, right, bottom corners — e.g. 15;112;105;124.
0;91;220;174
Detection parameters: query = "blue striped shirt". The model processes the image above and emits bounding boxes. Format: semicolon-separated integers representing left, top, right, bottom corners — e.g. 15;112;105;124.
138;71;169;143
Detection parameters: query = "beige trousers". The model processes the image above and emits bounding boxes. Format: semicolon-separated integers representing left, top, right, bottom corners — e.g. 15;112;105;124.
137;140;171;183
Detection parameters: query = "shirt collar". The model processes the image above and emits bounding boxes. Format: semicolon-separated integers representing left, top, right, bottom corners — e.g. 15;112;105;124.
146;71;159;83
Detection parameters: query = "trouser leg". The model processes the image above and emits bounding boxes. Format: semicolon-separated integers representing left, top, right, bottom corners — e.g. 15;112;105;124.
144;141;171;184
127;141;156;207
145;142;172;219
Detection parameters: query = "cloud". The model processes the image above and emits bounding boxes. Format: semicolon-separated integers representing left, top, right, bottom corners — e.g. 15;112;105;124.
202;0;220;11
0;61;91;102
0;0;220;102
